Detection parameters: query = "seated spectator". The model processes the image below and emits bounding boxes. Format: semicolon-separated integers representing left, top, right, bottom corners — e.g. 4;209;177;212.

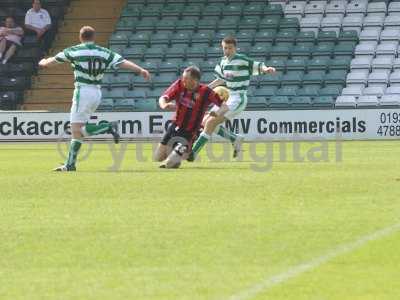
0;16;24;64
25;0;52;52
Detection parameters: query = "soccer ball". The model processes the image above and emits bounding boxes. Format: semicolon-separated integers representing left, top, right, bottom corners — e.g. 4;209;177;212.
213;86;230;102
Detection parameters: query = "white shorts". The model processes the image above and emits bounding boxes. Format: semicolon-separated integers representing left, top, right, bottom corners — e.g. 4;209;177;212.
70;85;102;123
210;92;248;120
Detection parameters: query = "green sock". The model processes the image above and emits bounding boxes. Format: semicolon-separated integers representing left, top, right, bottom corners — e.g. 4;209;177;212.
217;126;237;143
65;139;82;167
82;122;111;136
191;132;210;157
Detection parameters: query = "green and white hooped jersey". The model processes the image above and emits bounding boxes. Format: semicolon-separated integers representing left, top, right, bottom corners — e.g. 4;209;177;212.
214;53;265;93
55;42;124;87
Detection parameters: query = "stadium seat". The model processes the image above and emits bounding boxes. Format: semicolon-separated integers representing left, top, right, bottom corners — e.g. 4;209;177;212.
303;70;325;85
114;99;135;111
357;95;379;107
347;70;369;85
291;96;313;108
335;95;357;108
351;56;372;70
380;94;400;106
269;96;290;109
312;96;335;108
363;86;385;97
97;98;114;111
371;56;393;70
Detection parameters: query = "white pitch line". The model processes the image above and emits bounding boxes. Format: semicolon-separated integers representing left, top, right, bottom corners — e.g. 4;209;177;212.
229;222;400;300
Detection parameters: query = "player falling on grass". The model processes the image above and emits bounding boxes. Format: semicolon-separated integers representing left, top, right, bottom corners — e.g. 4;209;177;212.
154;66;229;168
39;26;151;172
188;36;276;161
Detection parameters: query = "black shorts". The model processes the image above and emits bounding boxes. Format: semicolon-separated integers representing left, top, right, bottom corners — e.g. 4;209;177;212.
161;122;195;149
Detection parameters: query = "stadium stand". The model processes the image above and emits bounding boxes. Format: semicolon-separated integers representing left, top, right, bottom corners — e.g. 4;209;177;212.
0;0;69;110
22;0;126;111
5;0;400;112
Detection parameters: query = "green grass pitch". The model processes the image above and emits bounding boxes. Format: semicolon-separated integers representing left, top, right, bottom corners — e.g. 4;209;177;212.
1;141;400;299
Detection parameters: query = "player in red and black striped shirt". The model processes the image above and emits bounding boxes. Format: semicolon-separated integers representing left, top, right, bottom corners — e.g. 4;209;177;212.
154;66;228;168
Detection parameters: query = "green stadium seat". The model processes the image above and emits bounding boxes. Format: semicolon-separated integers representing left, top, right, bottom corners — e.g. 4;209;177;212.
196;60;212;73
107;73;131;88
258;71;282;85
312;96;335;108
134;99;159;111
296;31;316;43
176;19;198;31
307;57;330;71
141;61;159;74
275;30;297;42
240;16;260;30
102;88;125;99
114;99;135;111
303;70;326;85
156;19;177;31
197;18;219;31
121;5;141;18
129;32;151;47
324;70;347;86
334;41;357;57
218;17;240;31
329;57;352;71
97;98;114;111
201;72;215;83
171;31;192;45
291;43;314;58
281;71;304;85
161;4;183;18
276;86;299;97
264;4;283;16
254;30;277;43
247;96;268;109
265;58;286;72
202;5;223;17
290;96;312;108
338;30;359;43
109;32;130;46
131;74;151;87
222;4;243;17
269;96;290;109
317;31;337;43
279;18;299;30
236;30;256;44
270;44;293;57
153;73;178;87
286;58;307;71
207;46;223;59
144;45;167;60
312;42;335;57
116;19;136;31
125;90;146;100
249;44;272;58
147;88;165;100
159;61;180;74
297;86;320;97
123;47;146;60
318;85;342;97
150;32;172;46
135;18;157;31
183;5;203;17
192;31;214;46
186;46;207;59
165;45;187;59
254;86;277;97
243;4;265;17
259;16;280;31
141;5;163;18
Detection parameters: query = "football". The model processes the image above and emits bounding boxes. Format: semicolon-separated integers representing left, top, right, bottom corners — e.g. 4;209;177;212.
213;86;230;102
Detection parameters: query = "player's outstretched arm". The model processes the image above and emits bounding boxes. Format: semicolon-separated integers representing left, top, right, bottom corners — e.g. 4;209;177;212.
158;96;176;111
208;78;225;89
119;60;151;81
38;57;58;69
261;66;276;74
209;102;229;118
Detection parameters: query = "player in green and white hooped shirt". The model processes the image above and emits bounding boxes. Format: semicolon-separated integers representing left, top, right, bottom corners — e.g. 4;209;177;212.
39;26;151;171
189;36;276;160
